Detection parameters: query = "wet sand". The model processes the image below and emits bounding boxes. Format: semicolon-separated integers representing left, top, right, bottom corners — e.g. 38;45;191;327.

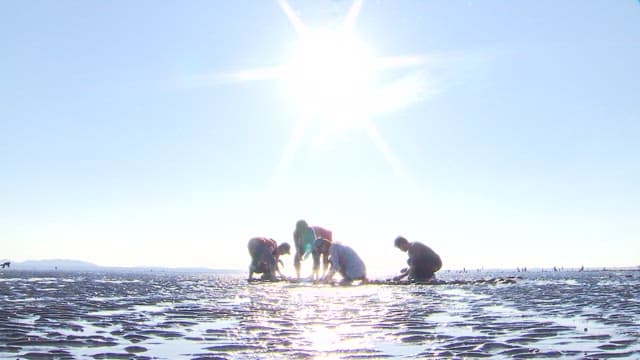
1;269;639;359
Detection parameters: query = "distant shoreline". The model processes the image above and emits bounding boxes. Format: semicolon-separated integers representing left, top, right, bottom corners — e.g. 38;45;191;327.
1;258;638;275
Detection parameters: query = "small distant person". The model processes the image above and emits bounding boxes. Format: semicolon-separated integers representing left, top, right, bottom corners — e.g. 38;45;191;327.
1;261;9;269
393;236;442;283
314;239;366;285
247;237;290;281
293;220;332;280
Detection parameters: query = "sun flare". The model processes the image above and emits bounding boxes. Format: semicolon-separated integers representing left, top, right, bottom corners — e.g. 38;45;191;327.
218;0;433;179
282;28;375;130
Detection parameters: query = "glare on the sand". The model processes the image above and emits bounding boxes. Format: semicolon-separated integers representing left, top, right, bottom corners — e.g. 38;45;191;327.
290;285;381;353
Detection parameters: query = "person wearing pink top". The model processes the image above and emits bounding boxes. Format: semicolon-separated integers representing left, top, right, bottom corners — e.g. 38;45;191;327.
293;220;333;280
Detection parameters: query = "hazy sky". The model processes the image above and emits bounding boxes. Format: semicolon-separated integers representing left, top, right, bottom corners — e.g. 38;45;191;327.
1;1;639;275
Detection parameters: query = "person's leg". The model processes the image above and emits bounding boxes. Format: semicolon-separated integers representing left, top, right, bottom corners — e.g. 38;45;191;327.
261;271;275;281
294;236;305;279
338;269;353;285
294;251;303;279
322;253;330;278
248;239;265;280
410;265;432;283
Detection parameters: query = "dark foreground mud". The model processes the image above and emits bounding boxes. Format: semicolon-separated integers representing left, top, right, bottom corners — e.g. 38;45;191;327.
1;270;639;359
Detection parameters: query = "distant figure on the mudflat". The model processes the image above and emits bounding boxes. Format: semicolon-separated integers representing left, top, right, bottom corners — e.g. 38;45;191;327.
393;236;442;283
1;261;10;269
293;220;332;280
247;237;290;281
313;239;366;285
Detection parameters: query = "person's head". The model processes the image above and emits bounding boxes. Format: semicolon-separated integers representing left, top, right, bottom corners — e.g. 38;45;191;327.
277;242;291;256
294;219;309;239
311;238;331;269
394;236;410;252
312;238;331;255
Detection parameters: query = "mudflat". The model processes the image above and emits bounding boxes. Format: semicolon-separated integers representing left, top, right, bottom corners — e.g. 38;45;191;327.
1;269;639;359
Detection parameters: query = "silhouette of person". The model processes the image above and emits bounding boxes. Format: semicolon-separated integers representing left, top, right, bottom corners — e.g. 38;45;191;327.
393;236;442;282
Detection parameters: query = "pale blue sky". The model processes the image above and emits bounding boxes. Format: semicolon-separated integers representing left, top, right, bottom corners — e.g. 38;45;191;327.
1;1;639;274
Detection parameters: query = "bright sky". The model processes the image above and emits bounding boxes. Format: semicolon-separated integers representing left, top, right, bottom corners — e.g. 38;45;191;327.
1;1;639;275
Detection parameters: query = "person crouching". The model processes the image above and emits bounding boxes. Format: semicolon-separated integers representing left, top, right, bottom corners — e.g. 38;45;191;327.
313;239;367;285
248;237;290;281
393;236;442;283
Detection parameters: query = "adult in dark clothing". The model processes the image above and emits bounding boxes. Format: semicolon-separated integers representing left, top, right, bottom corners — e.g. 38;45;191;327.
393;236;442;282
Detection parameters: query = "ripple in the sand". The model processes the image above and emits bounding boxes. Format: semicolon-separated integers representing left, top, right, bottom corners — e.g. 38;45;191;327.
583;351;637;359
520;330;558;339
506;337;539;345
125;345;148;353
498;347;538;356
576;334;612;341
400;335;427;343
17;352;58;360
91;352;136;359
204;344;265;352
123;333;150;343
9;338;85;347
138;329;184;338
610;339;638;347
475;341;520;352
458;350;492;357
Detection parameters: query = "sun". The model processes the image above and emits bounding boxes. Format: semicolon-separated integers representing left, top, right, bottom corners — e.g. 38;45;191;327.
282;27;375;133
216;0;432;179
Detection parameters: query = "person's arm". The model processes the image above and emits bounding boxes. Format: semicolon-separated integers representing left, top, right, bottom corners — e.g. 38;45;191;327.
393;260;414;281
276;259;287;280
322;267;337;283
321;252;330;278
294;252;302;280
322;252;339;283
393;271;408;281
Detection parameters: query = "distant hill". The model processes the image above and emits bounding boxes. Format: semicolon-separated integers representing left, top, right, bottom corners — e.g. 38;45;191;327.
15;259;101;270
10;259;240;273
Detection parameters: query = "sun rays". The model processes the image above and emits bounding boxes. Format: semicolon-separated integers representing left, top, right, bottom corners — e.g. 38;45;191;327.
212;0;435;182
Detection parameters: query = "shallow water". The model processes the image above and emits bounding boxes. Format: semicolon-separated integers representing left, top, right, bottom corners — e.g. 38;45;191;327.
1;270;639;359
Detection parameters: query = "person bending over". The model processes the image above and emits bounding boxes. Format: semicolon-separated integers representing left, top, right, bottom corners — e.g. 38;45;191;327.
393;236;442;283
293;219;332;280
310;238;332;281
248;237;290;281
314;239;367;285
